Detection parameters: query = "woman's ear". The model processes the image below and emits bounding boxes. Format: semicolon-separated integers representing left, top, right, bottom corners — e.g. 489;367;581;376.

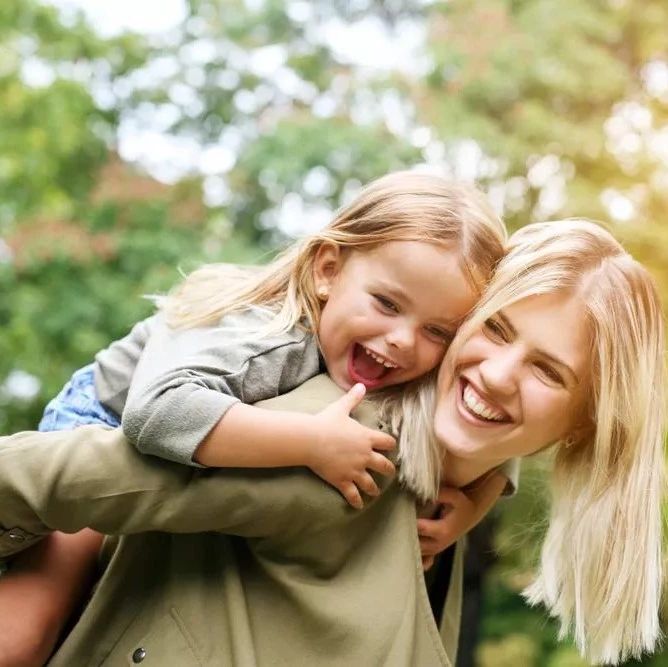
313;242;342;297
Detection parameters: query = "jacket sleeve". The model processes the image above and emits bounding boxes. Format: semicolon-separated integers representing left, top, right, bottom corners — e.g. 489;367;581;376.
121;310;319;466
0;376;378;559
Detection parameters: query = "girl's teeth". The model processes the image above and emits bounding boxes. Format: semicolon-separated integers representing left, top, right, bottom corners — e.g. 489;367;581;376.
363;347;397;368
463;384;505;422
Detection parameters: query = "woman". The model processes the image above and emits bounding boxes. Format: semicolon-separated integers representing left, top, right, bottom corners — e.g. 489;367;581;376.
0;219;663;666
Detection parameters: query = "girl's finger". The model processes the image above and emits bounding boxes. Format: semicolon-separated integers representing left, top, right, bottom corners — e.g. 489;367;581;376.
367;453;395;477
417;518;444;539
340;482;364;510
419;537;440;555
422;555;435;571
335;383;367;415
355;472;380;497
371;432;396;451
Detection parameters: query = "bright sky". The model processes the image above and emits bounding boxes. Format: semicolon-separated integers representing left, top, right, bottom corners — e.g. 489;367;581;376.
45;0;188;36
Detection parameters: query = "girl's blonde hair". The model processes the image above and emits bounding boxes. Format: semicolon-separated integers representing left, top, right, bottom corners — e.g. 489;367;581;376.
410;219;664;664
160;171;506;335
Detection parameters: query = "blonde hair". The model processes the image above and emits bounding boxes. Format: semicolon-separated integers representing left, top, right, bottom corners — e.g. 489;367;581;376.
160;171;506;336
409;219;664;664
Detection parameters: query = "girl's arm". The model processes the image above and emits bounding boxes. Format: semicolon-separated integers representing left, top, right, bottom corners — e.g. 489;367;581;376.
194;384;396;508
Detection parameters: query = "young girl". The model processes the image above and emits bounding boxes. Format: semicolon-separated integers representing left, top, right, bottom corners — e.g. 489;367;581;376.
3;171;515;665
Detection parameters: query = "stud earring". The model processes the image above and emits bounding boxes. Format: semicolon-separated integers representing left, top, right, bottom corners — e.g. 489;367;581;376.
317;286;329;299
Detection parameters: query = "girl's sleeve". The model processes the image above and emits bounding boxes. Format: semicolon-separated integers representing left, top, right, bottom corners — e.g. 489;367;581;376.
121;310;319;466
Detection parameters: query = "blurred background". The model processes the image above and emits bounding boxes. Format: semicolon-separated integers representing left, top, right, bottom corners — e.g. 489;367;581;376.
1;0;667;664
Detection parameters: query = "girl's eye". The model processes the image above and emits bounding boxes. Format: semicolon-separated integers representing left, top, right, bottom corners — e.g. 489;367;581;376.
425;326;455;344
374;295;398;313
483;318;506;342
534;362;565;387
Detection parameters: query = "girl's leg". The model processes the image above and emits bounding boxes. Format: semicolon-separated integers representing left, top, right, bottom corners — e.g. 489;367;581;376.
0;530;103;667
0;364;119;666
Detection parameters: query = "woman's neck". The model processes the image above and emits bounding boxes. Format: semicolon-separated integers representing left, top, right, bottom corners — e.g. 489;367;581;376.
442;453;496;489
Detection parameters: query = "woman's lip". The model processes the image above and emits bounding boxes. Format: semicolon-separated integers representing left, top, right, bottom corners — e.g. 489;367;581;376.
456;377;512;427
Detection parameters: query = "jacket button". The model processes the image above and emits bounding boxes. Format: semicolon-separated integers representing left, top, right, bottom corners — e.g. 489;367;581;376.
132;647;146;663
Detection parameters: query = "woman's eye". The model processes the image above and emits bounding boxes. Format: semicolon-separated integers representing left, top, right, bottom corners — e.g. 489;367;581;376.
483;318;506;342
535;362;564;386
374;295;398;313
425;326;455;344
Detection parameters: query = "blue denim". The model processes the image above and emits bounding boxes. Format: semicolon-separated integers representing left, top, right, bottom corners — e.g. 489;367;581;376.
38;364;121;432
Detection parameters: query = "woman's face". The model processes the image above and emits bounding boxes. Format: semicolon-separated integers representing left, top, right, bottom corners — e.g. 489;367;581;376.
434;291;591;466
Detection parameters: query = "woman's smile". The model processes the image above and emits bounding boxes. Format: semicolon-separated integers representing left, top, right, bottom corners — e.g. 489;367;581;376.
458;377;511;425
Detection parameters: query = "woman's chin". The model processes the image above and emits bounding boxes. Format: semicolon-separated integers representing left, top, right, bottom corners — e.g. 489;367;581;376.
433;419;480;460
443;440;481;460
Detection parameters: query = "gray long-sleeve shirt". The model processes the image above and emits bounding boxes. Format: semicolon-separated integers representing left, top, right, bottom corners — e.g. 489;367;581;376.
94;307;322;465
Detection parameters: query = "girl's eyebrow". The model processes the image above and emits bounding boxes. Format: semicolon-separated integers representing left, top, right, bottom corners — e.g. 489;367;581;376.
497;310;579;384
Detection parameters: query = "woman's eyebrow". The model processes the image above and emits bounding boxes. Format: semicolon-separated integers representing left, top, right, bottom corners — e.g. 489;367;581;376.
498;310;579;384
496;311;516;336
538;351;579;385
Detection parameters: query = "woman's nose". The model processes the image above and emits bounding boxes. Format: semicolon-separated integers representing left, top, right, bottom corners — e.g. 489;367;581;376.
478;348;520;396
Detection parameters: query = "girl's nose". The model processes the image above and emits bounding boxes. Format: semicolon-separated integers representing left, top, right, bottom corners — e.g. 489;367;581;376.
478;347;520;396
386;323;416;352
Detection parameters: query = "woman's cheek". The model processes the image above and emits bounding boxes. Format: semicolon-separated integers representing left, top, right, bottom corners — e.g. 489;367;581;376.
528;384;569;433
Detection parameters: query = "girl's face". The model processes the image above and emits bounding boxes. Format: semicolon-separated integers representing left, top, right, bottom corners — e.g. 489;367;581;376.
434;291;591;465
314;241;478;391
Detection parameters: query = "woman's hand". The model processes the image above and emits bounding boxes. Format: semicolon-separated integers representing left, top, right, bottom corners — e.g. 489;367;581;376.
309;383;396;509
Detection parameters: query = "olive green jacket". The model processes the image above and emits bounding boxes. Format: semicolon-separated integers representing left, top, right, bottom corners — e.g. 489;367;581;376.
0;375;460;666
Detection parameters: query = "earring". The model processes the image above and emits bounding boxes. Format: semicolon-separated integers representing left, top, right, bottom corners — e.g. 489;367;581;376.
317;285;329;300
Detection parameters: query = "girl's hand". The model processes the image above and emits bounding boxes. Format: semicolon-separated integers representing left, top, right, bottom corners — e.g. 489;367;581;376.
417;487;475;570
309;383;396;509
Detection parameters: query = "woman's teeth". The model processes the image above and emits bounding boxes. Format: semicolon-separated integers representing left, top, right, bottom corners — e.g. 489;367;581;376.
463;383;506;422
363;347;397;368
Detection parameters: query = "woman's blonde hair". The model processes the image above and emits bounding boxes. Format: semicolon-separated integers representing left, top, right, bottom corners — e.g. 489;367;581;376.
160;171;507;335
413;219;664;664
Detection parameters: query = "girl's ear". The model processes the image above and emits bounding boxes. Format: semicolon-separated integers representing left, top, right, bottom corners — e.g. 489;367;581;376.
313;242;343;295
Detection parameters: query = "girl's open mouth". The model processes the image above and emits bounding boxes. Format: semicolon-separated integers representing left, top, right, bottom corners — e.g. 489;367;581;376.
348;343;398;388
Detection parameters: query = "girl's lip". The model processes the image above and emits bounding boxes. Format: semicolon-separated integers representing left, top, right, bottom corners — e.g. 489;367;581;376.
456;377;512;427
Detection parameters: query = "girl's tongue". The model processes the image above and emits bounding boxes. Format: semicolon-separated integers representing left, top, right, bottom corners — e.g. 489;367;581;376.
351;344;388;382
